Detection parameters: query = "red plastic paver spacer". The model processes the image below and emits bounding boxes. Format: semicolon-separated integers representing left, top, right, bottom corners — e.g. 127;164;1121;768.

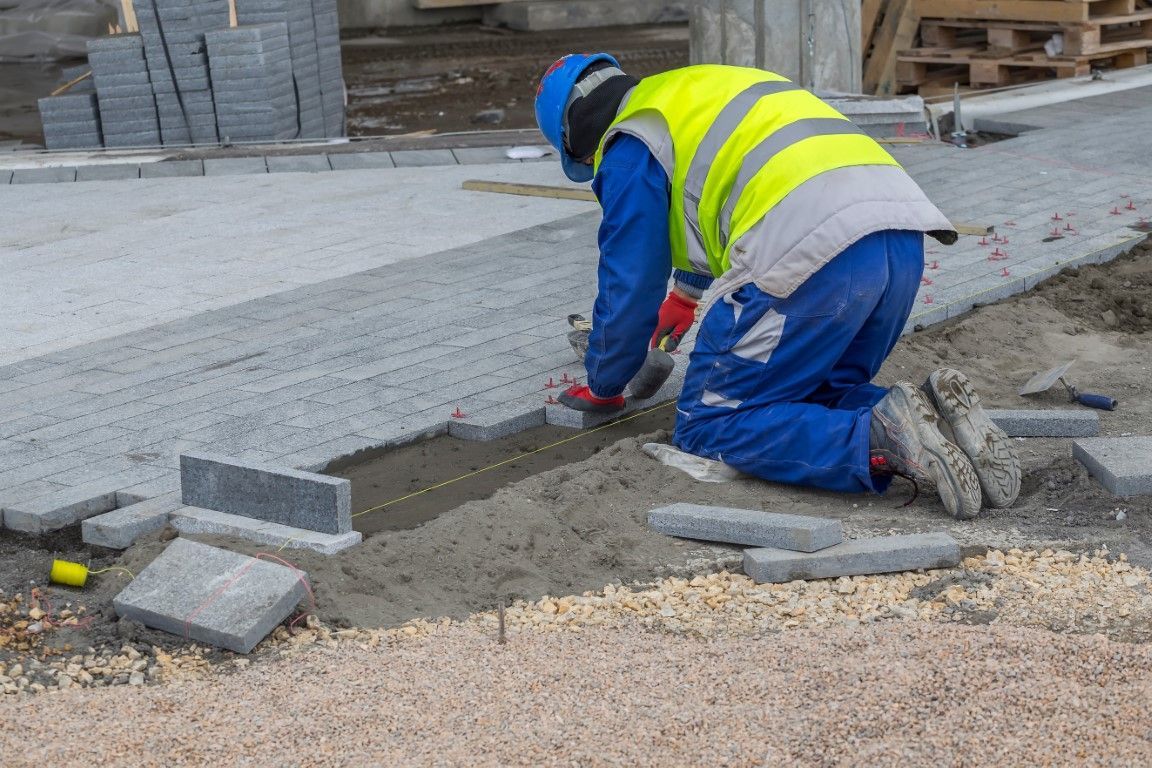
544;377;557;389
1111;207;1122;215
1001;237;1009;245
1000;268;1011;277
921;276;933;286
1127;201;1137;211
560;372;573;384
1050;227;1063;237
978;236;989;246
451;406;466;419
923;295;934;305
927;260;940;270
545;395;558;405
1051;213;1062;221
988;248;1008;261
1004;220;1017;227
1064;222;1076;232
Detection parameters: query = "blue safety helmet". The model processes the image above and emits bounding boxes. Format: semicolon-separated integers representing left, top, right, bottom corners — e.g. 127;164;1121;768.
535;52;621;182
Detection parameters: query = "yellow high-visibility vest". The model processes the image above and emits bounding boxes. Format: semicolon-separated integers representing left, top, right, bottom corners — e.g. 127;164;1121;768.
593;65;907;281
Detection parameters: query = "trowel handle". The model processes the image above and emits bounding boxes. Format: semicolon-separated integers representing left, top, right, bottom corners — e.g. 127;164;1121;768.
1075;392;1117;411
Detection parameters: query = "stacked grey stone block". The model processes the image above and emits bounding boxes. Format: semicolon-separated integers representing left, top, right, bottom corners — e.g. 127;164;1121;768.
113;538;309;653
236;0;325;138
135;0;226;145
87;35;161;148
37;93;103;150
206;23;298;142
82;492;182;549
311;0;345;137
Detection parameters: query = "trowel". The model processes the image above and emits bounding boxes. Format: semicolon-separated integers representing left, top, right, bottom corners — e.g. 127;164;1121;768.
1018;360;1117;410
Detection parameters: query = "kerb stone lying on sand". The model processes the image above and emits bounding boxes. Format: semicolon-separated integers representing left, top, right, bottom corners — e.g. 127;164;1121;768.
743;532;961;583
648;503;843;552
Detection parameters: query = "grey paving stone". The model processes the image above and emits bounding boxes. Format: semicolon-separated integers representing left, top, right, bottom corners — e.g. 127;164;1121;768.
447;399;547;441
169;506;361;554
81;492;182;548
649;503;844;552
327;152;395;170
390;149;456;168
203;157;269;176
986;409;1099;438
112;538;308;653
2;482;120;533
1;169;10;184
140;160;204;178
76;164;141;181
1073;437;1152;496
265;154;332;173
180;451;351;534
743;532;961;584
11;167;78;184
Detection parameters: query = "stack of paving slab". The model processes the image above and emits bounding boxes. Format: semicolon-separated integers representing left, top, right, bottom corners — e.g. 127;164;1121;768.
235;0;328;139
37;92;103;150
206;23;298;142
135;0;227;145
35;0;345;148
648;503;961;583
88;34;161;148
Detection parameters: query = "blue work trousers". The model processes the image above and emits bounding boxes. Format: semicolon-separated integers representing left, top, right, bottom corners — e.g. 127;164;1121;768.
674;229;924;494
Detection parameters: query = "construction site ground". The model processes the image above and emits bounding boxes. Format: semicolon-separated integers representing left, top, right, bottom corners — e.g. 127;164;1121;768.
1;57;1152;763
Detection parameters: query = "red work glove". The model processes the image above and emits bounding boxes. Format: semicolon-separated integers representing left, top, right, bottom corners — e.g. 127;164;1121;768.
650;291;697;351
558;384;625;414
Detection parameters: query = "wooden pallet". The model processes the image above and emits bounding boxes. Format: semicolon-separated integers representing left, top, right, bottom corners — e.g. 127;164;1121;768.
863;0;921;95
921;9;1152;55
914;0;1147;24
897;45;1149;88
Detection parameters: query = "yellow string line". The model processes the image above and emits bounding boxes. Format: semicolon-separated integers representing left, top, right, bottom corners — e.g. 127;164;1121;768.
350;401;676;519
273;401;676;554
89;565;136;579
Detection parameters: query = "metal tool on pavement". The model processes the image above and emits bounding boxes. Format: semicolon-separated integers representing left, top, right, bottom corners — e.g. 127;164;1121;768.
1018;360;1117;410
566;313;676;400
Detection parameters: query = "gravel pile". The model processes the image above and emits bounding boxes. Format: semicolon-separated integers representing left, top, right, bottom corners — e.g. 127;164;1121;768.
2;622;1150;765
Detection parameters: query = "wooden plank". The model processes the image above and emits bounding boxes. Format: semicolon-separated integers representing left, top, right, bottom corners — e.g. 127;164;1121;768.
862;0;885;54
916;0;1093;23
413;0;502;8
120;0;138;33
462;180;596;202
50;70;92;97
465;180;989;236
865;0;921;95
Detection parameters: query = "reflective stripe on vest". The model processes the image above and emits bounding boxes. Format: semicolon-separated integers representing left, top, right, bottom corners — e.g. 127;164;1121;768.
593;66;900;278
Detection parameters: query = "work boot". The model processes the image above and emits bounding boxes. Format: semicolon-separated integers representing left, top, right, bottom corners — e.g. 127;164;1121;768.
870;383;983;520
922;368;1021;509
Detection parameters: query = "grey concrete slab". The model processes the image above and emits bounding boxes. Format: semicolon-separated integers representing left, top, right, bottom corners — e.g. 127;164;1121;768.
140;159;204;177
81;492;182;548
169;506;361;554
327;152;395;170
112;538;307;653
447;399;547;441
180;452;351;534
986;409;1099;438
203;157;269;176
11;167;78;184
390;149;457;168
75;164;142;182
648;503;844;552
265;155;332;173
1073;437;1152;496
2;483;119;533
743;533;961;583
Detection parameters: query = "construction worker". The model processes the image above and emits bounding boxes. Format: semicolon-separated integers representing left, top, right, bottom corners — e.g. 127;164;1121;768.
534;55;1021;519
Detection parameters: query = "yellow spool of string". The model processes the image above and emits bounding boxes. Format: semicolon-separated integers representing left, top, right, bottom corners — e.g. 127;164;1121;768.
49;559;89;587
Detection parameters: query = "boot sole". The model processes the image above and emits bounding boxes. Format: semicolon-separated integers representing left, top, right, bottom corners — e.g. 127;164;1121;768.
923;369;1021;509
879;384;984;521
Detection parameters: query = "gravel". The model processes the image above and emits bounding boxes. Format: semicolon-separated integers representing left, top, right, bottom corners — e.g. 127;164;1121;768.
1;550;1150;764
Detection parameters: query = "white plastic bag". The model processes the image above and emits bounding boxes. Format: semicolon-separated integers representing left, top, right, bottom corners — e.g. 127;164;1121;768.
505;145;551;160
642;442;743;483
